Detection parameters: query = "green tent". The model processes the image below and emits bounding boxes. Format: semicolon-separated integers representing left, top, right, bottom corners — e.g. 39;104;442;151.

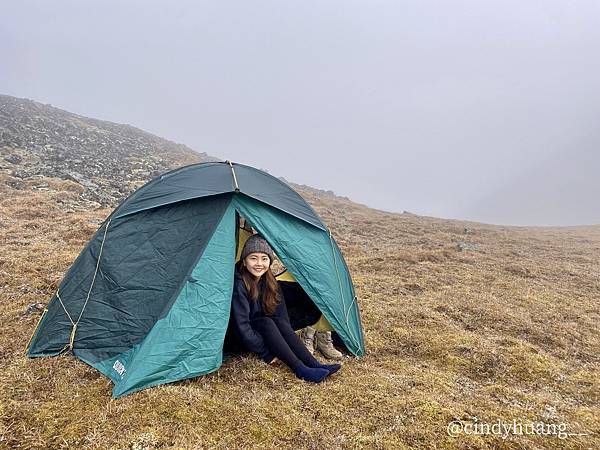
26;161;365;398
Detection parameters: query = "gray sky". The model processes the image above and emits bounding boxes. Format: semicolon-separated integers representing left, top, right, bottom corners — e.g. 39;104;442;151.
2;0;600;226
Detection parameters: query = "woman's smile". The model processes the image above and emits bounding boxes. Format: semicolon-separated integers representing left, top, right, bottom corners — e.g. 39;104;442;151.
244;252;271;278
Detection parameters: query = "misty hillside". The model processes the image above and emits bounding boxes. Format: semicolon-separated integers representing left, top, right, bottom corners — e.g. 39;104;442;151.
0;95;598;448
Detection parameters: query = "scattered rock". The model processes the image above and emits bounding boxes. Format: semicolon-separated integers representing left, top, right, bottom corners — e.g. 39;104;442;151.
5;179;27;190
4;154;22;164
25;302;46;315
64;171;98;189
542;405;558;420
457;241;478;251
11;169;31;179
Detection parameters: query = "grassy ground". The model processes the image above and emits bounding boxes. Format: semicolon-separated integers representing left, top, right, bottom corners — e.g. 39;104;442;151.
0;174;598;449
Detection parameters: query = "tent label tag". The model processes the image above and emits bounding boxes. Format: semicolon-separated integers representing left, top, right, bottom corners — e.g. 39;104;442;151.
113;360;126;378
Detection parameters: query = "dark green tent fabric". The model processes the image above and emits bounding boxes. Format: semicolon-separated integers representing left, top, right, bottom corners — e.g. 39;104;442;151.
111;163;233;219
85;202;238;398
110;162;326;230
27;194;232;362
27;162;365;398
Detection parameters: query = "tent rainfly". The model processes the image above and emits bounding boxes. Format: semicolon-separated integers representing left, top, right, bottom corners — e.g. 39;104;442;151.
26;161;365;397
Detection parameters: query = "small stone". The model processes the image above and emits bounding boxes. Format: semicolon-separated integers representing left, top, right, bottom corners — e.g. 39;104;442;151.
6;180;27;190
11;169;30;179
25;302;46;315
4;154;22;164
457;242;478;251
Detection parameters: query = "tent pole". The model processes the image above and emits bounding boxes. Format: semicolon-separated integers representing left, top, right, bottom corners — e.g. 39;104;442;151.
226;160;240;192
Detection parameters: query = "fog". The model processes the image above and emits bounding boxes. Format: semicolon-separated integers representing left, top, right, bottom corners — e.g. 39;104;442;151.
2;0;599;225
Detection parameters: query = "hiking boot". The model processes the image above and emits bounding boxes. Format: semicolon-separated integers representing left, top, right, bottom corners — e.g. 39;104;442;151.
315;331;343;360
300;326;316;354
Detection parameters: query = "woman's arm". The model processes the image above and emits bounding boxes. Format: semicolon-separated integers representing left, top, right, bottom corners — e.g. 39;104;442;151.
271;293;291;322
230;281;274;363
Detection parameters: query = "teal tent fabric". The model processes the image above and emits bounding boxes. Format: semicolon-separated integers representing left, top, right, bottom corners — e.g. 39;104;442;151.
232;194;365;356
27;162;365;398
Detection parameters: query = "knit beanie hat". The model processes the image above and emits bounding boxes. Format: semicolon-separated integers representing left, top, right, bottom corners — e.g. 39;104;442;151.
241;234;275;264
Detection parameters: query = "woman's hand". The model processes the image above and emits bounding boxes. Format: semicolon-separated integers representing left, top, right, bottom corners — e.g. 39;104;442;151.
269;357;280;365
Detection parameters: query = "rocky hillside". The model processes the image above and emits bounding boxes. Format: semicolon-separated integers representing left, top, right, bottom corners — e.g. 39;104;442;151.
0;94;350;211
0;94;218;207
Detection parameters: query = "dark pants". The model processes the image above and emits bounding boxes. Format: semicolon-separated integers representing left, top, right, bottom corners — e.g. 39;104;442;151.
252;316;319;370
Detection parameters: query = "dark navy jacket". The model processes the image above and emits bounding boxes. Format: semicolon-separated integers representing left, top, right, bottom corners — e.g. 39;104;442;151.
229;266;289;363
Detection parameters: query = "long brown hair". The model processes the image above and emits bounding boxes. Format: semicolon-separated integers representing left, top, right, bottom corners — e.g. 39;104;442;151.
236;258;281;315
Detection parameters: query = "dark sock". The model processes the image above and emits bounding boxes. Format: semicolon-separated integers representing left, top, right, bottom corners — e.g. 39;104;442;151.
320;363;341;375
304;359;342;375
293;365;329;383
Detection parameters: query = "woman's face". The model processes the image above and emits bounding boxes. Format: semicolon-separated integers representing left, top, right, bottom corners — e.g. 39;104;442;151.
244;252;271;278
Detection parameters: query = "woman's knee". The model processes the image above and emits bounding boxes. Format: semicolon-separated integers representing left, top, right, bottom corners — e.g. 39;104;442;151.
251;317;278;333
271;317;295;334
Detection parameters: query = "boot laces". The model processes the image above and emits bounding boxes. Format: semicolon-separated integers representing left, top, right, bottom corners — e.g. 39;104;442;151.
321;332;333;344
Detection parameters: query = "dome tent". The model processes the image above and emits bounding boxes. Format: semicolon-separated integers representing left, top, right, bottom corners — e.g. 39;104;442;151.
26;161;365;398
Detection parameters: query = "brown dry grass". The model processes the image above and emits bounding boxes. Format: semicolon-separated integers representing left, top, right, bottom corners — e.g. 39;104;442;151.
0;174;598;449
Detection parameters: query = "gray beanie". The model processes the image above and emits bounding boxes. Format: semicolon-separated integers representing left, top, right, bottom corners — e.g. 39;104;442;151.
241;234;275;263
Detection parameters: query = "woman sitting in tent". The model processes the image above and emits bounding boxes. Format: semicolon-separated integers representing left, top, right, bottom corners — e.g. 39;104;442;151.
228;234;341;383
